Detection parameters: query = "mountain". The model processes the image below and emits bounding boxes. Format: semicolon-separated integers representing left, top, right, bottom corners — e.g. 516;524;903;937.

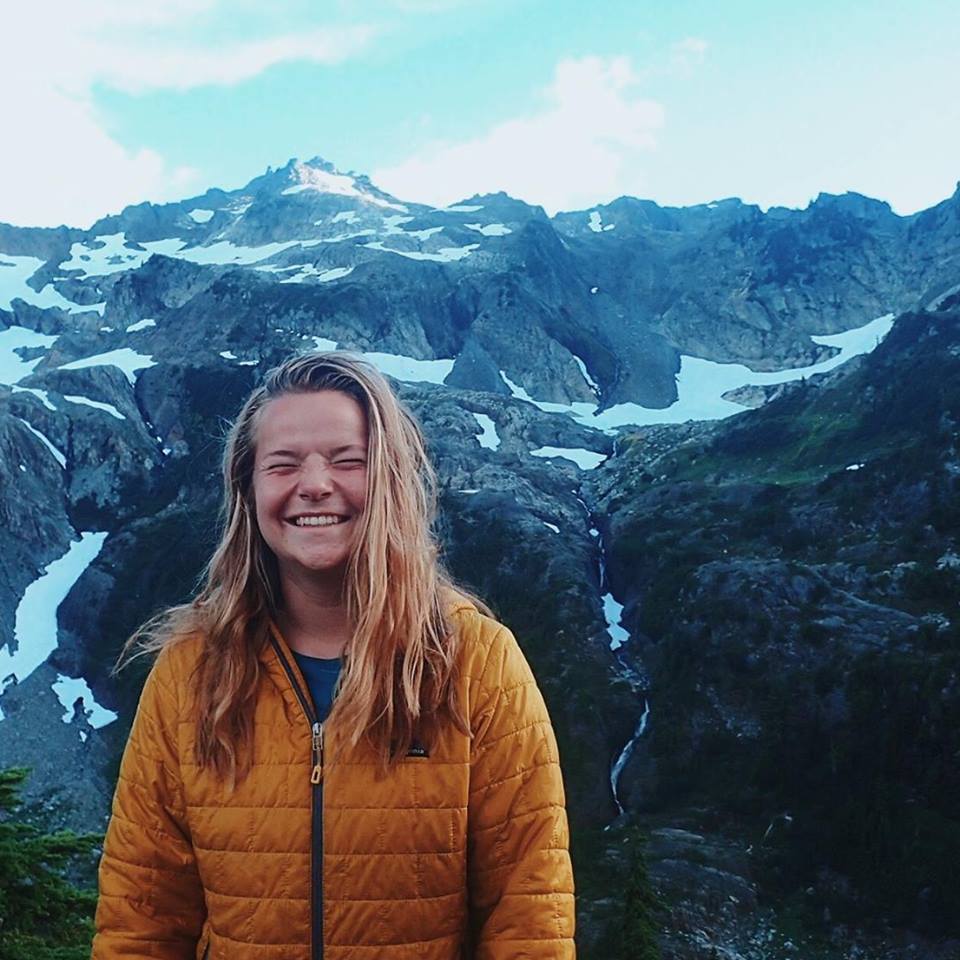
1;157;959;958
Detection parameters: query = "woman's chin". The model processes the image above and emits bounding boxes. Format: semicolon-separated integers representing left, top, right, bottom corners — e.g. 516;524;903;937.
282;554;350;583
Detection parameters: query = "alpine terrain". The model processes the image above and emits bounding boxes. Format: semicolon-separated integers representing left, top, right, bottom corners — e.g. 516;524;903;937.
1;157;958;958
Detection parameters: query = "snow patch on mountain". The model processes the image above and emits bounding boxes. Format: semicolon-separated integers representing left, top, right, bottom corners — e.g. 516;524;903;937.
382;215;414;232
375;215;446;241
0;255;103;314
63;395;126;420
278;265;354;284
0;326;58;385
60;234;315;276
810;314;895;355
439;204;483;213
282;161;407;212
531;446;607;470
588;211;615;233
472;412;500;450
59;348;157;384
364;351;455;384
363;241;479;263
173;238;301;266
52;674;117;729
15;417;66;467
11;385;57;411
60;233;152;277
500;313;894;432
573;355;600;395
404;226;445;241
301;230;377;247
125;318;157;333
465;223;512;237
0;532;108;686
294;338;454;386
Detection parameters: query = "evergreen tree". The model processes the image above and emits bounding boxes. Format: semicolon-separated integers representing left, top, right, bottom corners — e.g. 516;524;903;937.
621;828;664;960
0;768;99;959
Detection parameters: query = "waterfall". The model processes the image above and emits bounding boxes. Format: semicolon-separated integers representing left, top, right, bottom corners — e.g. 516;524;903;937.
593;524;629;650
610;697;650;816
584;505;652;819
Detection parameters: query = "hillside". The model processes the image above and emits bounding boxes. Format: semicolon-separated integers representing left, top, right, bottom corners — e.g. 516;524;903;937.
585;302;960;957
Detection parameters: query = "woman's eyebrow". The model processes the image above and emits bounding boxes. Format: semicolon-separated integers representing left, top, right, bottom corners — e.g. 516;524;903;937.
261;445;366;459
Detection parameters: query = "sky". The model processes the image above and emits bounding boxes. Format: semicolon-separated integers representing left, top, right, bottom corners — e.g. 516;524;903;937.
3;0;959;228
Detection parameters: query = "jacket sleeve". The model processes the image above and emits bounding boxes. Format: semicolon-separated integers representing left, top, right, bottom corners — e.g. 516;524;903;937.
92;650;206;959
467;625;576;959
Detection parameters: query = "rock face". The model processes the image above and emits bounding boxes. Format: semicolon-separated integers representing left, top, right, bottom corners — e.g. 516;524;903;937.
1;158;959;958
585;305;960;957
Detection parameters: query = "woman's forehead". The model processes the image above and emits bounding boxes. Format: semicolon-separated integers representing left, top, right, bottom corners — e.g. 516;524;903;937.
254;390;368;451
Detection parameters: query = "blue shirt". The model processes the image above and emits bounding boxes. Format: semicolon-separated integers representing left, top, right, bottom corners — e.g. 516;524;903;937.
292;651;342;722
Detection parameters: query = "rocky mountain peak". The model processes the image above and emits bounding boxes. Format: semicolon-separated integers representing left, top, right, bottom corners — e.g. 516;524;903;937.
241;156;407;213
454;191;548;223
807;190;895;221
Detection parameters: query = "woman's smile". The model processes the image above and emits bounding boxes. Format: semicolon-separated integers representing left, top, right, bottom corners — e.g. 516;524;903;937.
288;514;350;527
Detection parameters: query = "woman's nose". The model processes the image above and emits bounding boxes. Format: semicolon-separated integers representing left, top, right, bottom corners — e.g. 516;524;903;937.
298;459;334;497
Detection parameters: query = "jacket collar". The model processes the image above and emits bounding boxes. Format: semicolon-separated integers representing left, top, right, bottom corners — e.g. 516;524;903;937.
256;592;477;723
257;620;316;727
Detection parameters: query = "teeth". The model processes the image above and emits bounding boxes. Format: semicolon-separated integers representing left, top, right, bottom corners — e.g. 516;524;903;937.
294;515;344;527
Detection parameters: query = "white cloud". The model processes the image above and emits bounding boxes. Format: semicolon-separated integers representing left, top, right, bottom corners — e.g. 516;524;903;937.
372;55;665;214
0;2;375;228
672;36;709;62
92;26;376;94
0;85;199;229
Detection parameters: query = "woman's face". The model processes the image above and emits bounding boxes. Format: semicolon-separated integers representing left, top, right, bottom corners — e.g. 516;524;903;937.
252;390;369;591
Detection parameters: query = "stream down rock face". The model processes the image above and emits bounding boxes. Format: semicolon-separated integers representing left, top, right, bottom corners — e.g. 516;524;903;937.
2;159;960;957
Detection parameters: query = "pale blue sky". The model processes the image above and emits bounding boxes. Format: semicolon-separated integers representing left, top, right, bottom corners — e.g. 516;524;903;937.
3;0;958;226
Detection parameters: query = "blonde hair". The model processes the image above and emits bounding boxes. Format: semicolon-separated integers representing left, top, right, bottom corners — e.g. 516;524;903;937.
124;352;481;779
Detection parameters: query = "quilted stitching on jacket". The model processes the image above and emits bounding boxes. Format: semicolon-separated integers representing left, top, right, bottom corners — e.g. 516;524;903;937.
93;603;576;959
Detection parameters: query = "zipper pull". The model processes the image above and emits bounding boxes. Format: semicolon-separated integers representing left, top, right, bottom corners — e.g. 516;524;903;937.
310;721;324;784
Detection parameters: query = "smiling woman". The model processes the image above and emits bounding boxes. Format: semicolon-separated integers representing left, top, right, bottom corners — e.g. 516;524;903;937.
92;352;575;959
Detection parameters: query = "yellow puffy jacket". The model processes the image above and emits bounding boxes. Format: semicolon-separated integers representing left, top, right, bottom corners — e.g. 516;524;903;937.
92;601;575;959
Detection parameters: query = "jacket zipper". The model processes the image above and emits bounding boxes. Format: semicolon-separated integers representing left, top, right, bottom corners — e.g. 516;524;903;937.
269;635;324;960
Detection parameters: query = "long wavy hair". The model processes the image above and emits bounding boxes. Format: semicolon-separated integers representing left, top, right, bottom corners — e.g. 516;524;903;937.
124;351;480;780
